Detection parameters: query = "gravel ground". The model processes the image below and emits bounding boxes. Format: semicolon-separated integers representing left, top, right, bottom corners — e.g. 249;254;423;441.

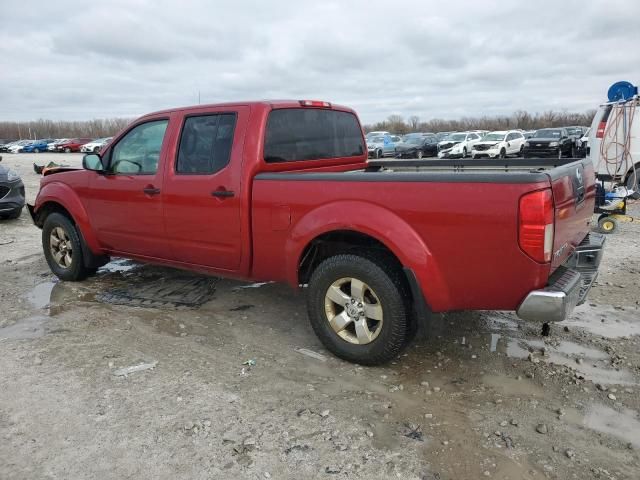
0;153;639;479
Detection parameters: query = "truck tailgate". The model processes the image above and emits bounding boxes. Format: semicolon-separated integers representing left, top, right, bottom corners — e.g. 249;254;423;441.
548;159;596;271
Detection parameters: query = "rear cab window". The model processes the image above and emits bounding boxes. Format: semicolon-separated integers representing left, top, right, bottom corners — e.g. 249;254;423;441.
264;108;364;163
176;114;237;174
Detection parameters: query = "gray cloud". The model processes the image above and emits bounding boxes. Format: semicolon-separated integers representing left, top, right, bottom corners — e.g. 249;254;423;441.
1;0;639;123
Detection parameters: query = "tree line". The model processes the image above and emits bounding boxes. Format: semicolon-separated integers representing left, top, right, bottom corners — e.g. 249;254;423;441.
0;118;133;140
0;109;597;140
364;110;597;135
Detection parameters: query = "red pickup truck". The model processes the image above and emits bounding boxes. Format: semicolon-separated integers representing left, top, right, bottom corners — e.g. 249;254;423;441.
29;100;605;365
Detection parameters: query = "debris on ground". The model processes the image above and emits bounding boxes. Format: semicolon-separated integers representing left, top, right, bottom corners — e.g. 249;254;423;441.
112;361;158;377
294;347;327;362
402;423;424;442
233;281;273;290
242;359;256;366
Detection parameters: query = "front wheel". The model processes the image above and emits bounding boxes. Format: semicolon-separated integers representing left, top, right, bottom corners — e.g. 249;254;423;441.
64;147;71;153
558;148;563;159
376;149;382;159
43;213;95;281
462;147;467;158
306;254;410;365
499;148;506;159
34;148;40;153
519;144;524;155
597;215;618;234
417;150;423;159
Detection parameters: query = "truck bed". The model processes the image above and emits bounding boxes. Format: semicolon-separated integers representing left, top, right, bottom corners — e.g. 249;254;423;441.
252;157;595;312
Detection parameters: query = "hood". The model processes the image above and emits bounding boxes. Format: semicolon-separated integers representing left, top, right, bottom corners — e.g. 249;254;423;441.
438;140;461;149
475;141;499;146
42;166;81;176
528;137;558;142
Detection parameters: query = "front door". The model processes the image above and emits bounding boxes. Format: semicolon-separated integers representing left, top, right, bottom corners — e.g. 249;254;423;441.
162;107;248;270
87;118;171;258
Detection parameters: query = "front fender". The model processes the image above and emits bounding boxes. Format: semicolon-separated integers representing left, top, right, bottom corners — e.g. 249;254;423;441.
35;182;102;254
285;200;452;310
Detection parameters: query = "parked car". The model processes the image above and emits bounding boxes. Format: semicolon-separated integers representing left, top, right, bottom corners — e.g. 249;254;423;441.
524;130;537;139
47;139;69;151
0;158;25;219
437;132;483;158
576;128;590;158
80;137;113;153
0;140;20;153
589;98;640;198
471;130;526;159
522;128;575;158
435;132;454;142
55;138;94;153
395;134;439;158
365;131;391;140
566;126;587;142
28;99;603;365
367;134;401;158
7;140;33;153
22;139;55;153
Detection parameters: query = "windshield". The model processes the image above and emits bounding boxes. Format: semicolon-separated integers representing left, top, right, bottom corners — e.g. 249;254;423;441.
407;137;423;145
368;136;384;143
482;133;506;142
444;133;466;141
533;129;561;138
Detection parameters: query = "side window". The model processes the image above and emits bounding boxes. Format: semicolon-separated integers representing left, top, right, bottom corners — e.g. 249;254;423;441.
110;120;168;175
176;113;237;174
264;109;364;162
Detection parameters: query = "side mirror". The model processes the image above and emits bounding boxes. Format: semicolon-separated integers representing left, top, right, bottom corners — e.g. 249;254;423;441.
83;153;104;172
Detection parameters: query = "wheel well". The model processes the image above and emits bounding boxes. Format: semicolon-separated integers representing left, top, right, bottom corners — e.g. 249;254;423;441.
34;202;74;228
298;230;404;285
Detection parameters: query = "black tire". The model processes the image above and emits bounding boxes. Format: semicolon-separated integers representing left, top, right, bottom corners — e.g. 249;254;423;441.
519;144;524;155
626;172;640;200
376;149;382;159
570;146;576;158
64;147;71;153
42;213;94;281
499;148;506;159
462;147;467;158
306;254;410;365
34;148;40;153
558;148;563;159
597;215;618;234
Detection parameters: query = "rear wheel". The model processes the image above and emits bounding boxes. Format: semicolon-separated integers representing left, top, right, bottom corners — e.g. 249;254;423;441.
64;147;71;153
597;215;618;234
306;254;410;365
462;147;467;158
625;171;640;200
43;213;95;281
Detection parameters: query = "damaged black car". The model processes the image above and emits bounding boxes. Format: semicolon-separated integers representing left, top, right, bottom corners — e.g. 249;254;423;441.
0;157;25;219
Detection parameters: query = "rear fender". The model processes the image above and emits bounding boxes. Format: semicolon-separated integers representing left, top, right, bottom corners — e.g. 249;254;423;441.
35;182;102;254
285;201;451;309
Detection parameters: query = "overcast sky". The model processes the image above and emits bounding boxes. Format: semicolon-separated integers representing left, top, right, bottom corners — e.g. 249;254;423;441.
1;0;639;124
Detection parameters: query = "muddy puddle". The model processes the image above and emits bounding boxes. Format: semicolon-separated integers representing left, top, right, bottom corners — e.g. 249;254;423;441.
0;315;49;340
581;404;640;448
565;303;640;338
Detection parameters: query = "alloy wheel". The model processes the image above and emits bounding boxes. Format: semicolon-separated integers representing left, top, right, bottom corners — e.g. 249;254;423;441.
49;226;73;268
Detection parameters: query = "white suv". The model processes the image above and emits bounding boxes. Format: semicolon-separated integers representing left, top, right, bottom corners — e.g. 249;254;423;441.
437;132;483;158
472;130;525;159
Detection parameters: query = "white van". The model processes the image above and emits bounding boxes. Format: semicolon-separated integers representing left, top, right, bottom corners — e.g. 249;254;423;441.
588;98;639;197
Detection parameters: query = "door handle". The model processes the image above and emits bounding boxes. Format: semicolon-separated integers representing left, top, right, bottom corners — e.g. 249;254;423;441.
143;187;161;195
211;189;235;198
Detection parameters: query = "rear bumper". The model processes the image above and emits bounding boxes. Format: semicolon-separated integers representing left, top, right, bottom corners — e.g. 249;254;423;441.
516;233;605;322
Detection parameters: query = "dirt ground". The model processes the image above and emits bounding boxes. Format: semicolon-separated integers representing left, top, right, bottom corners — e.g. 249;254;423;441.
1;153;639;480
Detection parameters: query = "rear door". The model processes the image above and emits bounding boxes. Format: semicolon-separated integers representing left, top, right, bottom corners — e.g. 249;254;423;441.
162;106;249;270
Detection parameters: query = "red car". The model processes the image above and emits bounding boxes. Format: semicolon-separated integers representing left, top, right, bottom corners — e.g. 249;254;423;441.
28;100;604;365
55;138;93;153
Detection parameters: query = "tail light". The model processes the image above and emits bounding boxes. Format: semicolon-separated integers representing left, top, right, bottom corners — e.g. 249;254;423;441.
299;100;331;108
519;189;554;263
596;121;606;138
